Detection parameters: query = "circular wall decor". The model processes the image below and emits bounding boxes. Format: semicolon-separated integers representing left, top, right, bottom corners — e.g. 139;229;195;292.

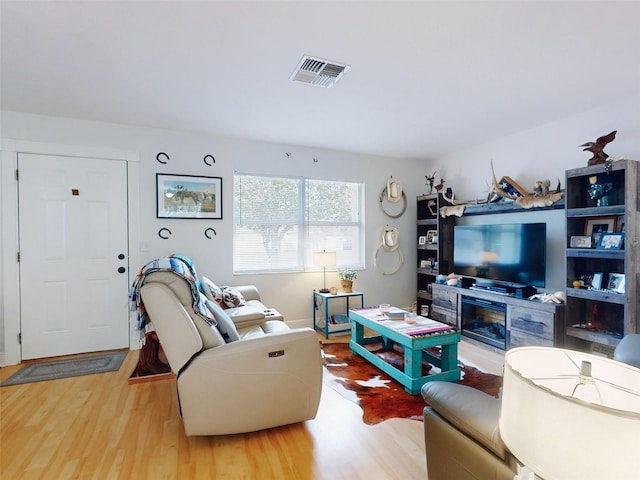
373;246;404;275
379;187;407;218
156;152;170;164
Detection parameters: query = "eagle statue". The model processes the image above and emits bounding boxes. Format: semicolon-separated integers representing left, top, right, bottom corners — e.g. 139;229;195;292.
580;130;617;166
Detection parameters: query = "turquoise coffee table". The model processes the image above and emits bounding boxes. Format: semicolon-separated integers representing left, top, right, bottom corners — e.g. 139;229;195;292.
349;307;460;395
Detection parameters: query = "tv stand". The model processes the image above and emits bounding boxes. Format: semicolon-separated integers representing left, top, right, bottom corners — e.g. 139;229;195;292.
431;283;563;350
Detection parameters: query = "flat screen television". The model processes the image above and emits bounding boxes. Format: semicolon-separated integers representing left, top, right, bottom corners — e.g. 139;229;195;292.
453;222;546;288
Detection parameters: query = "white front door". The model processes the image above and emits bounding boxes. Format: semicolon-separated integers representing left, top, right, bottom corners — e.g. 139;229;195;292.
18;153;130;359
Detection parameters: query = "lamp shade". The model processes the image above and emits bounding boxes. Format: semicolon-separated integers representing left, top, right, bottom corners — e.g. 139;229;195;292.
500;347;640;480
313;251;336;267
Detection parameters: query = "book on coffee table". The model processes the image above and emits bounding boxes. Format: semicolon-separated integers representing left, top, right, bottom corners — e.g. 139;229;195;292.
385;310;405;320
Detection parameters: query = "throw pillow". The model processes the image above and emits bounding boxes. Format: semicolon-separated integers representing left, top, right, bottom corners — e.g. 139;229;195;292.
221;286;246;308
205;299;241;343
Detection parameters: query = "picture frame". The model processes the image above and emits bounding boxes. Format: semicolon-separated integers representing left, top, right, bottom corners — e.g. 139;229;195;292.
418;235;427;245
489;175;529;202
156;174;222;219
616;215;626;233
570;235;592;248
606;273;625;293
427;230;438;244
596;232;624;250
584;216;616;245
578;273;594;288
419;259;430;269
590;272;603;290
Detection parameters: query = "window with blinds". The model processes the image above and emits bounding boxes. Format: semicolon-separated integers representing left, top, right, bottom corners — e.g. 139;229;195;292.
233;173;364;274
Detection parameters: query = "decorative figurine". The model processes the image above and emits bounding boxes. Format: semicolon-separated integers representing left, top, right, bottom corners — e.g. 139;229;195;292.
588;175;613;206
580;130;617;166
425;172;436;194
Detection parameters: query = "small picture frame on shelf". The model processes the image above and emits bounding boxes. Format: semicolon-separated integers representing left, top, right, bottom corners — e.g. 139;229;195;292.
606;273;625;293
570;235;592;248
426;230;438;244
596;232;624;250
616;215;625;232
418;235;427;245
578;273;593;288
419;260;430;269
590;272;603;290
420;304;429;316
584;216;616;245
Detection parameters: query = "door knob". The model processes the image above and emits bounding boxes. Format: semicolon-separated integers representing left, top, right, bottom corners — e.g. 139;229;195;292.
118;253;125;260
118;267;126;273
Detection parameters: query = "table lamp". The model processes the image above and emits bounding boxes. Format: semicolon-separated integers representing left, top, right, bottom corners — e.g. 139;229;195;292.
499;346;640;480
313;251;336;293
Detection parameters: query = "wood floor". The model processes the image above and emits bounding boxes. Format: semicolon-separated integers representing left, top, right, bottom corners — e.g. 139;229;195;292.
1;336;503;479
0;344;427;479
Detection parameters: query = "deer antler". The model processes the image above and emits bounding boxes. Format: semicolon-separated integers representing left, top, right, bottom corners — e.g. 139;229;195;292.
442;189;491;206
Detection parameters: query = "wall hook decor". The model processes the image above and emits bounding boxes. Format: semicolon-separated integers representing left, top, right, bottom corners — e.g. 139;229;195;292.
285;152;292;158
203;154;216;166
158;227;172;239
313;158;319;163
156;152;170;164
204;228;217;239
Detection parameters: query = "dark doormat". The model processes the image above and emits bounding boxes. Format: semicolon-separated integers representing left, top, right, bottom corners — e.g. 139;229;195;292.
1;351;127;386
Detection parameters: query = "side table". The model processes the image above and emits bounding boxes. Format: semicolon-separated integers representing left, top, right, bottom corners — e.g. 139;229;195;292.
313;290;364;339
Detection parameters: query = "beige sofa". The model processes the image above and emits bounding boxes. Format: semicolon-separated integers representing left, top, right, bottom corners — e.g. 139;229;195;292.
139;270;322;436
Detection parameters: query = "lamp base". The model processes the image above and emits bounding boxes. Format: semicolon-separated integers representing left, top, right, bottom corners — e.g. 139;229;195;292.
319;288;330;293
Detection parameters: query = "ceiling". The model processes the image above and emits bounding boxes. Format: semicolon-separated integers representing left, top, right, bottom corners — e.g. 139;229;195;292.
2;1;639;159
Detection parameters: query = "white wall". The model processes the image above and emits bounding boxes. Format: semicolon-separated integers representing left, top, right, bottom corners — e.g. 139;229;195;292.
2;93;639;362
1;111;428;363
435;94;640;199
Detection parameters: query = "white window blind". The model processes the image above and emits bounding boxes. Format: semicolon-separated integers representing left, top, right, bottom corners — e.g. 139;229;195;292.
234;173;364;274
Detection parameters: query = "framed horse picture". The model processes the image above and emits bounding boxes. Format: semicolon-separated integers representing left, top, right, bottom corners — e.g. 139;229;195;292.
156;173;223;219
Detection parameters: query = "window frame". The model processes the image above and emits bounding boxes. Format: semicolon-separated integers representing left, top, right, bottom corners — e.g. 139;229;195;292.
233;172;365;274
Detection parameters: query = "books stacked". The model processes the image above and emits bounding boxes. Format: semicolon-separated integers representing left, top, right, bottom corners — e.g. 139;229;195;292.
385;310;405;320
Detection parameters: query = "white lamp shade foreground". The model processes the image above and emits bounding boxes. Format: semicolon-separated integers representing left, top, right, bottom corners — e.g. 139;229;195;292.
313;251;336;293
499;347;640;480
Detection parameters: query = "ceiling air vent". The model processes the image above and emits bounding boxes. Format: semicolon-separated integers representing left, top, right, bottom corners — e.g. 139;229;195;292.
289;55;350;88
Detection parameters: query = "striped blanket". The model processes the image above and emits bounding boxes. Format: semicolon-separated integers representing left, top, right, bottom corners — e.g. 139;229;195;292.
130;255;216;337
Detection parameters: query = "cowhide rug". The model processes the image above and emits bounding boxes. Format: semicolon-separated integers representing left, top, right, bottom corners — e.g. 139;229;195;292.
321;342;503;425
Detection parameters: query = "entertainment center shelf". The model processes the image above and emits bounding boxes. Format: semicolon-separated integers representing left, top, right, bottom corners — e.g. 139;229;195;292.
431;283;564;350
416;193;454;316
563;159;639;353
565;287;625;304
462;196;565;216
418;159;638;356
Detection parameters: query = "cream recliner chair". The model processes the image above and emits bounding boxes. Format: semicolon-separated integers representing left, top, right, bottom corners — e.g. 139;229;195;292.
138;268;322;436
421;337;640;479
